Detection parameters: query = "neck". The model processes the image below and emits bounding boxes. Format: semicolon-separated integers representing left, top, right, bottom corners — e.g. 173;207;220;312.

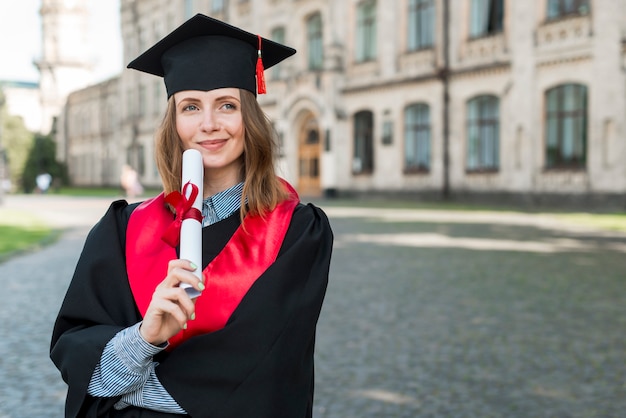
203;170;242;197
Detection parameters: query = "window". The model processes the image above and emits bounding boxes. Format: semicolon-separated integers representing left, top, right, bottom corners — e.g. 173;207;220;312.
545;84;587;169
126;90;134;118
404;103;430;171
271;27;286;80
306;129;320;144
466;95;499;171
353;111;374;174
153;80;162;115
469;0;504;38
547;0;590;20
138;84;147;118
211;0;224;13
127;144;145;176
184;0;194;19
307;13;324;70
408;0;434;50
356;1;377;62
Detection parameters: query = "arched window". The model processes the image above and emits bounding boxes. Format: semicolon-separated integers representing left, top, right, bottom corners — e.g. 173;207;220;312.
545;83;587;169
404;103;430;171
353;111;374;174
356;0;377;62
466;95;499;171
408;0;434;50
307;13;324;70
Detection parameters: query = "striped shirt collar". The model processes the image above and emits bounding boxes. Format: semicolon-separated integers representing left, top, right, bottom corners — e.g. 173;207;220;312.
202;182;244;227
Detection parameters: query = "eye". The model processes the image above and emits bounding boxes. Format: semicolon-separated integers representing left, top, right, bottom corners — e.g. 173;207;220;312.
221;103;237;111
182;104;199;112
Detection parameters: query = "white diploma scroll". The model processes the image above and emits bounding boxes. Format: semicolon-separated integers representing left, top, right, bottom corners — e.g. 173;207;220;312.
179;149;203;298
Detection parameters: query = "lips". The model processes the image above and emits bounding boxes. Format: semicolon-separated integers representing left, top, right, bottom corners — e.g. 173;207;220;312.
198;139;228;150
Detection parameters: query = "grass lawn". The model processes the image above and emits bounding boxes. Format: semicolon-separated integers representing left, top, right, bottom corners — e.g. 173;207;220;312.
317;197;626;233
550;212;626;232
0;209;56;261
55;186;163;198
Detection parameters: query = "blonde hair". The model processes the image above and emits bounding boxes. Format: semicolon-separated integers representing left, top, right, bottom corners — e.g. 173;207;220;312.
155;89;287;219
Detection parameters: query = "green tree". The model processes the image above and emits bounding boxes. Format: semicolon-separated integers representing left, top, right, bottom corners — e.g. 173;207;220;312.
1;108;34;192
22;133;68;192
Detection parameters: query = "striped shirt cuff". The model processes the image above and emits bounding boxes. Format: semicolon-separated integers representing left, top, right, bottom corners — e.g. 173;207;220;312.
114;323;166;371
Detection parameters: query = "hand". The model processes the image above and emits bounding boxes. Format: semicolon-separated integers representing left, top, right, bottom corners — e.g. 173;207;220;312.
139;259;204;345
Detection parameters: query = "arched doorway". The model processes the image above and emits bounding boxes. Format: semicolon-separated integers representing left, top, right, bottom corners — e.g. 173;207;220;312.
297;116;322;197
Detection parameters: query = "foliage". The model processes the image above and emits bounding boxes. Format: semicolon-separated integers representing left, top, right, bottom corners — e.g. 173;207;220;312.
21;133;69;193
1;109;34;192
0;93;68;193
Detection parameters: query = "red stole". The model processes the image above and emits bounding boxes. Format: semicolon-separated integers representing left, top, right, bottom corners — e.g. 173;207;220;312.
126;186;299;349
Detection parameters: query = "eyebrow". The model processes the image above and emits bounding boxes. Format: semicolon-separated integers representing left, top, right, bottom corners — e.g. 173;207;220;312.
176;94;241;105
214;95;241;103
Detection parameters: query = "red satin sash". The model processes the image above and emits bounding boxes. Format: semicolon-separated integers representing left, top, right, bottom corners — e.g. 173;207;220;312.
126;183;299;349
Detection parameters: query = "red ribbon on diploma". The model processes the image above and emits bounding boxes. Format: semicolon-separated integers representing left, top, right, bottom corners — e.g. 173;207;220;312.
161;181;203;247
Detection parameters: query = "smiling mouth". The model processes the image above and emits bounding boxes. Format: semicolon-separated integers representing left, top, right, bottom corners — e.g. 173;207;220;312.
198;139;227;148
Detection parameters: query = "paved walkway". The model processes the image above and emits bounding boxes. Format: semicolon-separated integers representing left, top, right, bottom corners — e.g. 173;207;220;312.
0;194;625;417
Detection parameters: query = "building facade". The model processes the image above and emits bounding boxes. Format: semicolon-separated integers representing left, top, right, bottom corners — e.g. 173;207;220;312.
57;0;626;206
37;0;93;137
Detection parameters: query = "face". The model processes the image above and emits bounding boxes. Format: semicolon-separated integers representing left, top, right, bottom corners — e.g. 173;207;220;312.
174;88;245;185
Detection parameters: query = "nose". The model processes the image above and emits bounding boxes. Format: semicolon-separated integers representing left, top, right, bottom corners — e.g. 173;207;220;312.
200;109;219;132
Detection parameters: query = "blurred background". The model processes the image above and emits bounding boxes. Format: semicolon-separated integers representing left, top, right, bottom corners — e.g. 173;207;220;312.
0;0;624;210
1;2;625;417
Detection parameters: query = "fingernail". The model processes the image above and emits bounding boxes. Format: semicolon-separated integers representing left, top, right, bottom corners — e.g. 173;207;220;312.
190;262;197;270
183;323;188;330
198;282;205;291
190;313;196;321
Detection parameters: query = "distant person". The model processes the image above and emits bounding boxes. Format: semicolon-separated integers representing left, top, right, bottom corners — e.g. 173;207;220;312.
120;164;144;198
36;172;52;194
50;14;333;417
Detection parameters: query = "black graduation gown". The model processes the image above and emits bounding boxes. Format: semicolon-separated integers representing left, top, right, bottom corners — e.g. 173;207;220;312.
50;199;333;418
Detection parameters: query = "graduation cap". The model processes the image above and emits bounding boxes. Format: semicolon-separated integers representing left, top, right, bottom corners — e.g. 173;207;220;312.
127;13;296;97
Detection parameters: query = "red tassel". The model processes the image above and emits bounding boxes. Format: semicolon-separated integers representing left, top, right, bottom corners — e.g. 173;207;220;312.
256;35;266;94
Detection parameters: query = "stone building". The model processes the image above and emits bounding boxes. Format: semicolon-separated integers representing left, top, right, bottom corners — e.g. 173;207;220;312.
57;0;626;206
37;0;93;137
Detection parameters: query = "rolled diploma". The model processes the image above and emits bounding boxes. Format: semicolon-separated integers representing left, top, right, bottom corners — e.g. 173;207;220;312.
179;149;203;298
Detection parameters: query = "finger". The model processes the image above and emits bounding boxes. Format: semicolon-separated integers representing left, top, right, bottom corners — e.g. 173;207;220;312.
146;297;189;325
165;268;205;292
159;267;196;290
153;287;196;319
167;259;198;273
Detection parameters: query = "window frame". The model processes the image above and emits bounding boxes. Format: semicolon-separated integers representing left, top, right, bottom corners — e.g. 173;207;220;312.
546;0;590;21
544;83;588;170
404;103;431;173
270;26;286;80
353;110;375;175
466;95;500;172
408;0;435;51
307;13;324;71
469;0;505;39
355;0;377;63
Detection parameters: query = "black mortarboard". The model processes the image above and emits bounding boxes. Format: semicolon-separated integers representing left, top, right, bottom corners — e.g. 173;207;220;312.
127;13;296;97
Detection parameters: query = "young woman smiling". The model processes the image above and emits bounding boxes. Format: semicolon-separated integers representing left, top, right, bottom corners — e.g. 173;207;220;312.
51;14;333;418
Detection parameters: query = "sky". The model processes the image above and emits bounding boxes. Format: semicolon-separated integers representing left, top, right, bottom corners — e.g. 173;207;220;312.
0;0;122;84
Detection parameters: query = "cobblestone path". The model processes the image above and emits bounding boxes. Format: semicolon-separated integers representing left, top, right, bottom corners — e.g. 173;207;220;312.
1;195;625;417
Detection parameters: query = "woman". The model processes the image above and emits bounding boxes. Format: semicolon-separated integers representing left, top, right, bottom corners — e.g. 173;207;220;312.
50;14;333;418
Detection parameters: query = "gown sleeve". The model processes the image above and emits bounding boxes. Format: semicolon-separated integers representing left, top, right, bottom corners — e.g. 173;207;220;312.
50;200;147;417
